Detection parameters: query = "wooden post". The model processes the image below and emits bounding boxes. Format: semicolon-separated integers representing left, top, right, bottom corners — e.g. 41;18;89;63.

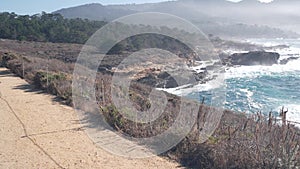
46;66;49;87
268;111;273;128
101;79;105;105
22;57;25;78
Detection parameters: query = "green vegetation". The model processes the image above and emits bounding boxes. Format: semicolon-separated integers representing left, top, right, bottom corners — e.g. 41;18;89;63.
170;109;300;168
0;12;197;57
0;12;106;44
0;37;299;169
0;52;73;104
34;71;71;101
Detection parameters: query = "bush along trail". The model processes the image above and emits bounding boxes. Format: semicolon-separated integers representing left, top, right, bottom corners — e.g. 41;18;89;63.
0;66;183;168
1;49;300;168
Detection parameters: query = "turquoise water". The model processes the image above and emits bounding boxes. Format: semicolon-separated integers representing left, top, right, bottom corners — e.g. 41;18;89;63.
224;72;300;114
187;39;300;122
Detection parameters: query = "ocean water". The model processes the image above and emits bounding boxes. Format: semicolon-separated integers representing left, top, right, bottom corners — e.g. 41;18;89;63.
164;39;300;125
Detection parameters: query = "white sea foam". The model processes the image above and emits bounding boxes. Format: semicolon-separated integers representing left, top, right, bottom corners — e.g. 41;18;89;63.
190;60;219;73
226;38;300;79
247;38;300;58
264;46;300;64
223;49;249;55
157;59;225;96
158;39;300;122
160;44;300;95
225;58;300;79
240;88;253;97
157;75;225;96
245;38;289;47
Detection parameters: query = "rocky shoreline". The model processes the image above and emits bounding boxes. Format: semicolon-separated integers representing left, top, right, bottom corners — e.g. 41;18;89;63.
132;50;282;89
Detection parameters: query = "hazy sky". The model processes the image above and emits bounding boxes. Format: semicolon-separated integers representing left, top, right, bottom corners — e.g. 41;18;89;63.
0;0;273;15
230;0;273;2
0;0;169;15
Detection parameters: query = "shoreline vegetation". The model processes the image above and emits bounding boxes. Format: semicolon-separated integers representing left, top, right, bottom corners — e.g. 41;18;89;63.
0;12;299;168
1;40;300;168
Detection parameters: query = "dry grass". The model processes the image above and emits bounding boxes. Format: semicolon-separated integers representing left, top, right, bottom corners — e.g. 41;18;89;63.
167;108;300;169
1;40;299;169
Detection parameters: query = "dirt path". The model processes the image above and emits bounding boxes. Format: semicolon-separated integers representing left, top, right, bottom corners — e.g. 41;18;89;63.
0;67;181;169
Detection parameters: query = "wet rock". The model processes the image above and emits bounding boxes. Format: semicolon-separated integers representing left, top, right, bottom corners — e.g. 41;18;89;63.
137;70;208;89
280;57;299;65
228;51;280;66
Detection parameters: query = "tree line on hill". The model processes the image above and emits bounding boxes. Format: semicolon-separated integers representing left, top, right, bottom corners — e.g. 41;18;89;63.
0;12;107;44
0;12;206;57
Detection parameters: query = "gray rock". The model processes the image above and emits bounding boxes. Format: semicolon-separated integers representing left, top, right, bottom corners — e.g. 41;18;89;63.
228;51;280;66
280;57;299;65
137;70;208;89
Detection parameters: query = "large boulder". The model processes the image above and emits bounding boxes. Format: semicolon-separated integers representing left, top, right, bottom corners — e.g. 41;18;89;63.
136;70;208;88
136;72;183;88
228;51;280;66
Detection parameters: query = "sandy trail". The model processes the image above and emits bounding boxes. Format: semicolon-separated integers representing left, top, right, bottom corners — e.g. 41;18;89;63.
0;67;181;169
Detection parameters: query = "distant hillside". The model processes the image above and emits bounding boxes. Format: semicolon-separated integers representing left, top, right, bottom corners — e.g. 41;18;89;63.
53;0;300;39
54;3;136;21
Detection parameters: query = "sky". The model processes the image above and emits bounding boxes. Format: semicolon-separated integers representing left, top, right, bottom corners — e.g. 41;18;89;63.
230;0;273;2
0;0;273;15
0;0;169;15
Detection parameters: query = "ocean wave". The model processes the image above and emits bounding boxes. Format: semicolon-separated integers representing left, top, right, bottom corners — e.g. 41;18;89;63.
190;60;219;73
246;38;300;47
158;39;300;121
225;59;300;79
226;39;300;79
157;75;225;96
